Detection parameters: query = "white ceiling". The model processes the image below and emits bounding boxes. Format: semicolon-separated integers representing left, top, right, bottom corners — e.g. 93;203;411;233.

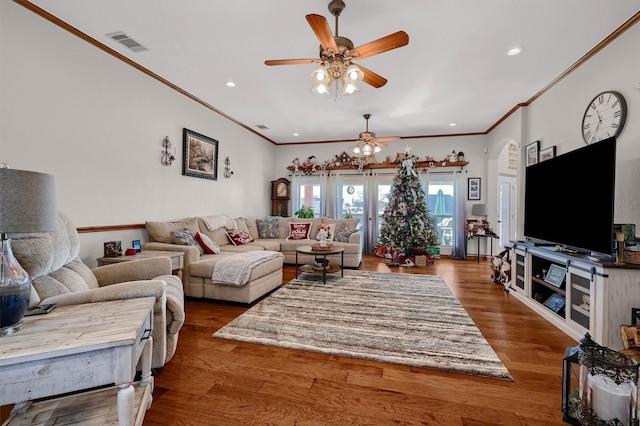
22;0;640;145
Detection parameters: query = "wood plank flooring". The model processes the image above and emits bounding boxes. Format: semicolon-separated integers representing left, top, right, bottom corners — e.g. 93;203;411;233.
143;255;578;425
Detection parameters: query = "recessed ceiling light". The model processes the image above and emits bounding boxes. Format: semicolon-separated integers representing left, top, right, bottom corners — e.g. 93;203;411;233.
225;81;236;87
449;123;457;127
293;133;299;136
507;46;524;56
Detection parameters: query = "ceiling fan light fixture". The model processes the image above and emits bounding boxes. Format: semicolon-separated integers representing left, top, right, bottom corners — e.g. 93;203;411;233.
310;65;330;84
342;81;360;96
344;64;364;83
312;83;330;95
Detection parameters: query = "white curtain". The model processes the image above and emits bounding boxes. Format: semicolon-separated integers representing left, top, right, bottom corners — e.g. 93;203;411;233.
324;172;341;218
451;170;467;259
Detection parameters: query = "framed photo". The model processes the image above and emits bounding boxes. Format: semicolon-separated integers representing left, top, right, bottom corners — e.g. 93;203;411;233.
540;145;556;162
468;177;481;200
544;293;566;313
544;263;566;288
182;128;218;180
132;240;141;252
526;140;540;166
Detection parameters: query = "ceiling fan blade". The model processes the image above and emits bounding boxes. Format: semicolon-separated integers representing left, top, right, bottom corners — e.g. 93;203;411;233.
376;136;400;143
353;31;409;59
265;59;319;66
358;65;387;88
306;14;339;52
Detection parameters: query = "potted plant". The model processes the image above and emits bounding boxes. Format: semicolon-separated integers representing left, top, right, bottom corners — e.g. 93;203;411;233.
294;205;315;218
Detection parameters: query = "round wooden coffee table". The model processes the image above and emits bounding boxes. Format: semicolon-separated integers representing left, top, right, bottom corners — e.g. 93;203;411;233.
295;245;344;283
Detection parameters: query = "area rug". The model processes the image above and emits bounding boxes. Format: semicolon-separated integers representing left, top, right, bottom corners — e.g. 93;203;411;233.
213;271;512;380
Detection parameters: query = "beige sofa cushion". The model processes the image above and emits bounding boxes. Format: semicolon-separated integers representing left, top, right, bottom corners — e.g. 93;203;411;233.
277;217;293;239
197;218;232;246
146;217;199;244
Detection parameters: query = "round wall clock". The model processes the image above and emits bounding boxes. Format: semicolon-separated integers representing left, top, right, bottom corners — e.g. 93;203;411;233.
581;90;627;144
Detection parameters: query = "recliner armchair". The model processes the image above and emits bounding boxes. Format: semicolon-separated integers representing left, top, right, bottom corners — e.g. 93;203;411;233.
10;212;185;369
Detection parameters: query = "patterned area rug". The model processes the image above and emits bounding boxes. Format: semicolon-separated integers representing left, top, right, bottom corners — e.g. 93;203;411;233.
213;271;512;380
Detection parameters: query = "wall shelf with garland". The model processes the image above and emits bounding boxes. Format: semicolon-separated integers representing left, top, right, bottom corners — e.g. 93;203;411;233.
287;151;469;174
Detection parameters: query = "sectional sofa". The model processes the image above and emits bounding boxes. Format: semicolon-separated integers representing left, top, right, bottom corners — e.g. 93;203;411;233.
143;215;362;304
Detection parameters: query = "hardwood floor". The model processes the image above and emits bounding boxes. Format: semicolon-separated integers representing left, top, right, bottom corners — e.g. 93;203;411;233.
144;255;577;425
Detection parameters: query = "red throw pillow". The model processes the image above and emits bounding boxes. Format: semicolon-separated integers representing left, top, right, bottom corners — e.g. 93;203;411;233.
286;222;312;240
195;232;220;254
227;230;255;246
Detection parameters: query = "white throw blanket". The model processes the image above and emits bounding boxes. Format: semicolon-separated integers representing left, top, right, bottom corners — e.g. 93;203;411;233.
212;251;283;286
201;214;237;231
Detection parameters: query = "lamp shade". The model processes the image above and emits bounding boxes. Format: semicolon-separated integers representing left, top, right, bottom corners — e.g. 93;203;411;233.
471;204;488;217
0;168;57;233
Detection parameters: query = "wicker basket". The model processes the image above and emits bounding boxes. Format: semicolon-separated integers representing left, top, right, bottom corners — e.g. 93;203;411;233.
625;248;640;265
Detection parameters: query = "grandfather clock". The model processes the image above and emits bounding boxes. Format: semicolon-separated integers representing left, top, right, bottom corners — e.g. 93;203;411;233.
271;178;290;217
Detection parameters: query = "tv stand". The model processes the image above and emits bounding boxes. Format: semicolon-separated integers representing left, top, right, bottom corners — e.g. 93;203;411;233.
510;241;640;349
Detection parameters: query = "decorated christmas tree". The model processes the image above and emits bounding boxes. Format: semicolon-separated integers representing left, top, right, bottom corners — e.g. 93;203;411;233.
377;147;439;259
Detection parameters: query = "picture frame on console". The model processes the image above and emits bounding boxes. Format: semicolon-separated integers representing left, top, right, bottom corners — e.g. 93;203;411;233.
526;140;540;166
467;177;481;200
544;264;566;288
539;145;556;161
543;293;565;313
182;128;218;180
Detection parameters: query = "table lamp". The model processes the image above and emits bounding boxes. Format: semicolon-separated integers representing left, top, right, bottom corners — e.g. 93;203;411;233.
0;166;56;336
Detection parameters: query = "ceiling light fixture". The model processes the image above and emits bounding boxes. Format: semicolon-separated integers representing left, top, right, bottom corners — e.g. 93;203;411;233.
309;43;364;97
507;46;524;56
307;1;367;98
225;81;236;87
351;113;399;157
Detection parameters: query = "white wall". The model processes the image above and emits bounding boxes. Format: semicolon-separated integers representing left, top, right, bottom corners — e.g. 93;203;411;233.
0;2;277;265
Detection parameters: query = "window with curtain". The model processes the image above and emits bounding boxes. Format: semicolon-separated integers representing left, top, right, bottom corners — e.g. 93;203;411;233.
291;169;462;256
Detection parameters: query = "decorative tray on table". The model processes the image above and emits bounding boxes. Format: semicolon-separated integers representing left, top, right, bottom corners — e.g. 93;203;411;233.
311;243;334;252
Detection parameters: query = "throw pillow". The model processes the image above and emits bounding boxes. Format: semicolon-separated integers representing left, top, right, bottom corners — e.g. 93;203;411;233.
171;228;197;246
334;223;356;243
316;223;335;241
195;231;220;254
286;222;312;240
256;218;280;239
227;229;255;246
171;228;204;254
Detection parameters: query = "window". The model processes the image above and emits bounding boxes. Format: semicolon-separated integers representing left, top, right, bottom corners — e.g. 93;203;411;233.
426;181;455;246
297;182;321;217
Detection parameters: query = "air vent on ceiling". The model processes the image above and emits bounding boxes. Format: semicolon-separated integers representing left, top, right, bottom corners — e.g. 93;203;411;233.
255;125;269;130
106;32;148;52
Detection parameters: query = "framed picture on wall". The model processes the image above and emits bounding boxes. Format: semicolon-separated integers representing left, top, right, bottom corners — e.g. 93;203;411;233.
526;140;540;166
540;145;556;161
182;128;219;180
468;177;481;200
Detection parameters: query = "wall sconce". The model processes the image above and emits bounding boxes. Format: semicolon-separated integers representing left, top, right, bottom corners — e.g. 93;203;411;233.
161;136;176;166
224;156;234;178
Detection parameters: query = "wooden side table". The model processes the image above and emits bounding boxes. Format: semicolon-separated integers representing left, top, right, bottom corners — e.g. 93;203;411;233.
97;250;185;279
0;297;155;425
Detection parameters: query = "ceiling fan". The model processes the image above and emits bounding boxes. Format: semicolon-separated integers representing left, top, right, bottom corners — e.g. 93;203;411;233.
264;0;409;95
351;114;400;157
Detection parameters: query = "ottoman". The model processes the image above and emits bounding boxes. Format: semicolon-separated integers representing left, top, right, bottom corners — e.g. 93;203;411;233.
188;251;284;304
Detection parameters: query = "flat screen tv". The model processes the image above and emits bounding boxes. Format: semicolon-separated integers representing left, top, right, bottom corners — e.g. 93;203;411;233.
524;136;616;257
